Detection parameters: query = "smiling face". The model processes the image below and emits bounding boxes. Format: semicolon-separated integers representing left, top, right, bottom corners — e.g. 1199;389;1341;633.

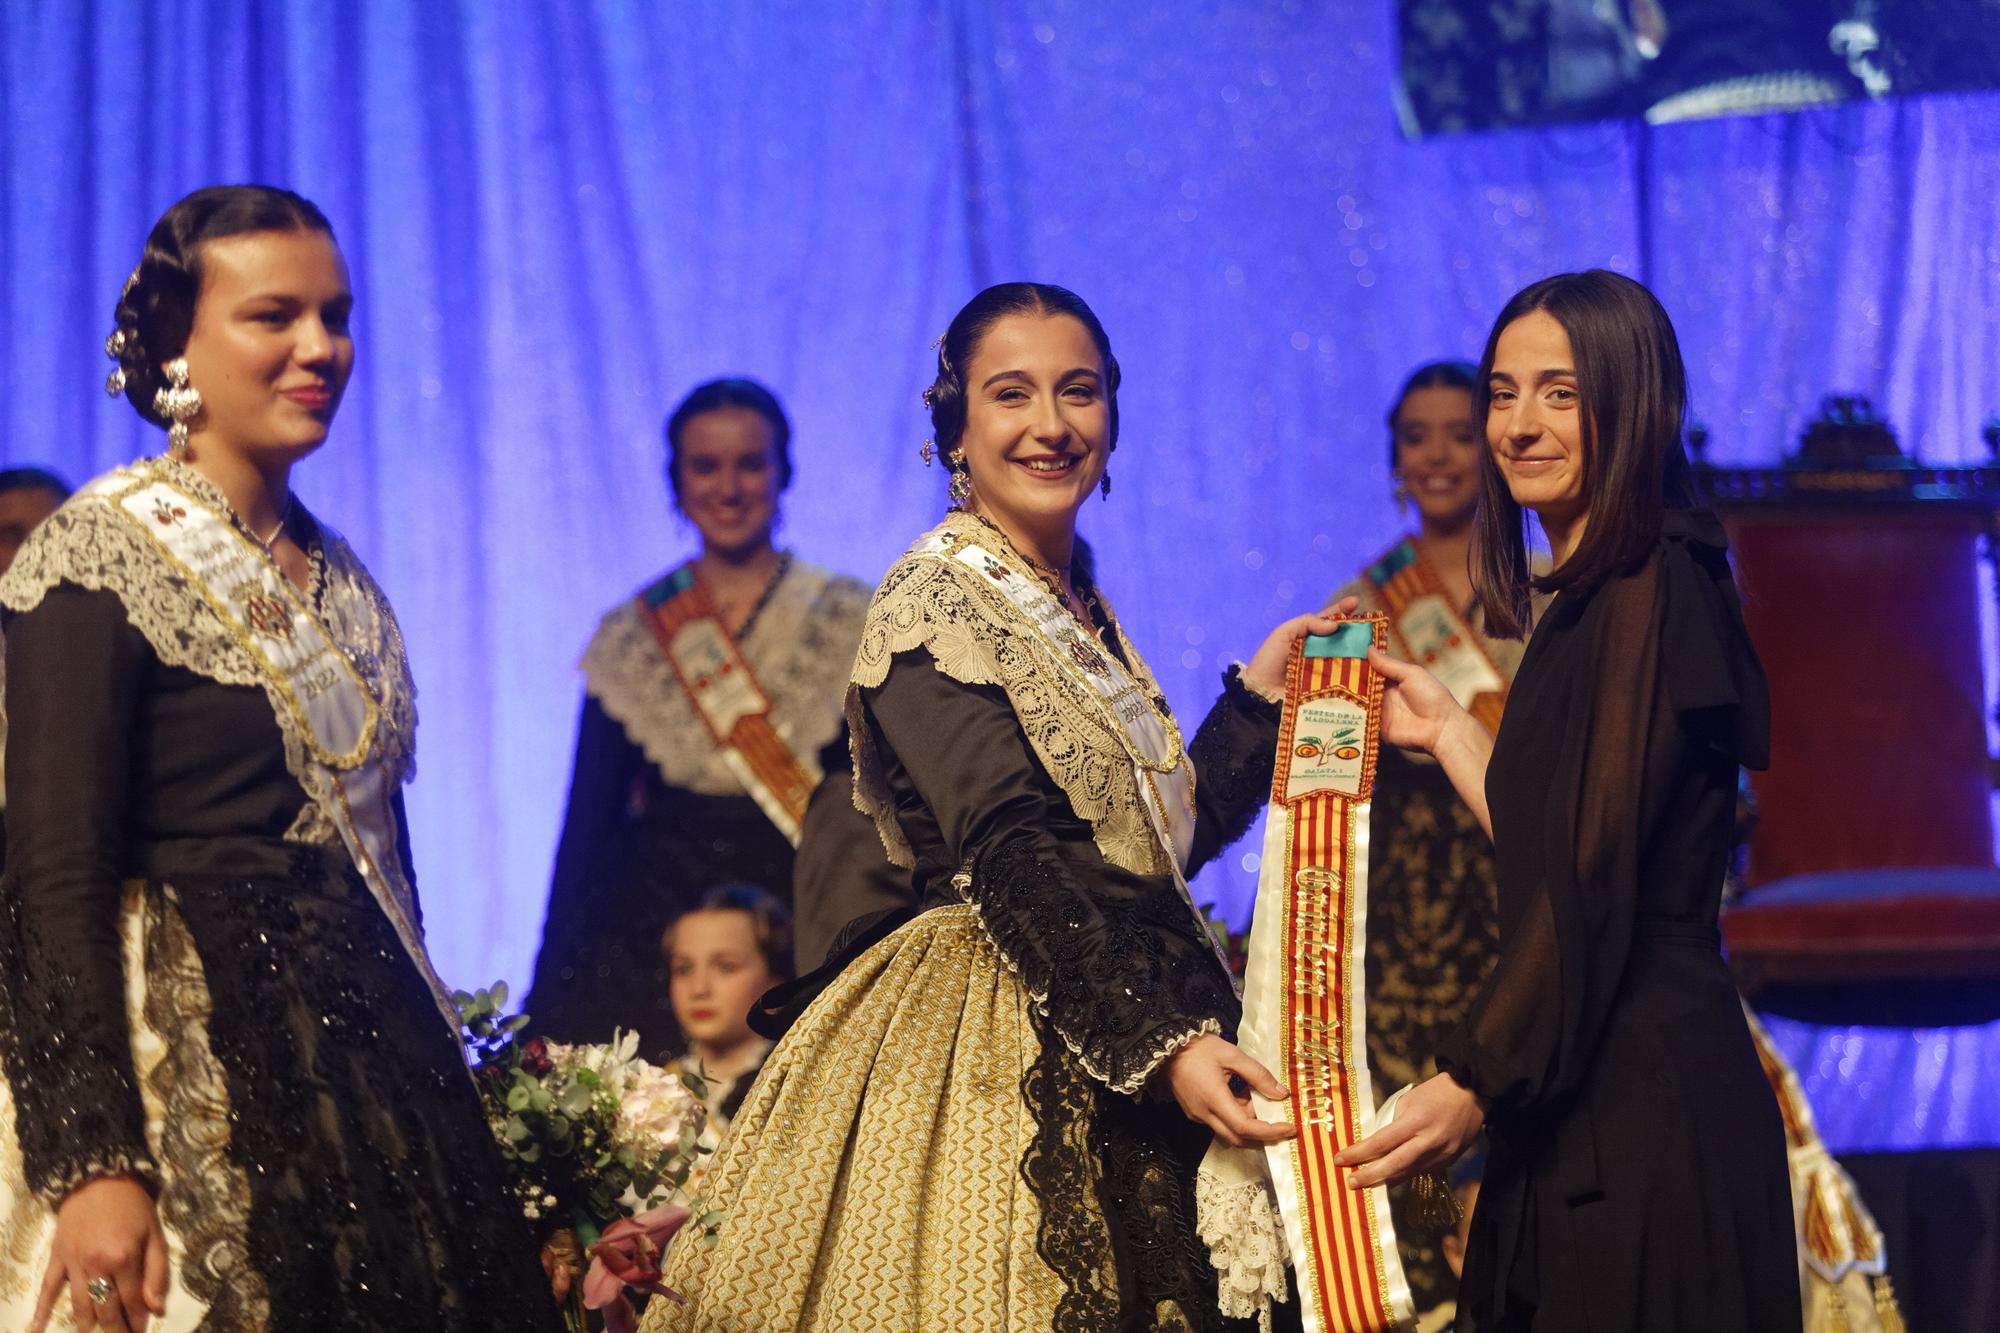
674;405;782;558
178;229;353;466
1486;309;1589;530
666;909;778;1055
955;311;1109;540
1394;384;1480;531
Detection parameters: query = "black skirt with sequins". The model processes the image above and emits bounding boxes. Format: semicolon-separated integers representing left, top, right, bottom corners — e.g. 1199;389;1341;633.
7;839;563;1332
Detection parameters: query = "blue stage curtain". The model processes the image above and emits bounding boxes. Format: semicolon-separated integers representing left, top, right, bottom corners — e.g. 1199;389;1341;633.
5;4;1998;1150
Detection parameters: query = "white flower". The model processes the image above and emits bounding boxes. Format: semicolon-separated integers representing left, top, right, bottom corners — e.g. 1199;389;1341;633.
615;1059;706;1149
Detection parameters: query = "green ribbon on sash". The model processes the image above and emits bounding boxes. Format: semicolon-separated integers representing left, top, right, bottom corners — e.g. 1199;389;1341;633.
1304;623;1374;659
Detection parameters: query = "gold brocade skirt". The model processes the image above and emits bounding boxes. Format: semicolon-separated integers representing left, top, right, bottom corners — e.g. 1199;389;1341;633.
650;904;1066;1333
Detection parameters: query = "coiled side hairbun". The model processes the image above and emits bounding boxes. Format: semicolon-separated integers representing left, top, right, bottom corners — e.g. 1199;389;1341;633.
99;185;336;430
921;282;1122;479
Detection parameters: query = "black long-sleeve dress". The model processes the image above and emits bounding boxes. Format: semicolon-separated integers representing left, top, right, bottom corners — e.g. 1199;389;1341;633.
525;559;871;1051
0;464;559;1331
1435;510;1798;1330
651;514;1284;1333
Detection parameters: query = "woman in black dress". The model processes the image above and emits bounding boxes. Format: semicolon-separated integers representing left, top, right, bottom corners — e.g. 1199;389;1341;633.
1335;270;1798;1330
525;379;871;1051
0;187;558;1332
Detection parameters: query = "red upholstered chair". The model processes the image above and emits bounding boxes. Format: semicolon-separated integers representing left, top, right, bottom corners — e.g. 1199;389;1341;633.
1703;408;2000;1025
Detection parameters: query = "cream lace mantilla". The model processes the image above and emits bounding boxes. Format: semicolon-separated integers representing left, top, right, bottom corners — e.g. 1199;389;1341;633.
848;513;1184;880
581;559;870;797
0;457;418;847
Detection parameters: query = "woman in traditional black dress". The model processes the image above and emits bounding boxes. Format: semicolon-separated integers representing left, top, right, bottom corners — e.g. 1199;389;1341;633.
525;378;873;1051
647;283;1332;1331
1335;270;1798;1330
0;186;559;1332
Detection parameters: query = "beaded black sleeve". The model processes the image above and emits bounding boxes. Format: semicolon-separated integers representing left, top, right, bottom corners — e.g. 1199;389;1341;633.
973;834;1240;1096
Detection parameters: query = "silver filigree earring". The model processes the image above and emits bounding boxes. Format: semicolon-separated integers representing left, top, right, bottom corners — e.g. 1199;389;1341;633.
153;357;202;461
104;330;129;396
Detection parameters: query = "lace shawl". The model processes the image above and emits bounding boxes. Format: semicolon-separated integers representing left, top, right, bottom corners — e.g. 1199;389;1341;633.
580;559;871;796
848;512;1187;881
0;457;418;846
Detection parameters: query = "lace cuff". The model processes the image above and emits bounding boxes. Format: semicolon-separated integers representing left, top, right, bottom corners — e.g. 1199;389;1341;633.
36;1150;162;1206
1224;661;1285;712
971;836;1239;1096
1196;1143;1289;1330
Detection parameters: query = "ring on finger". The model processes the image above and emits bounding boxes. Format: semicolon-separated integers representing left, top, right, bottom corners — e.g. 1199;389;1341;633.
87;1275;115;1304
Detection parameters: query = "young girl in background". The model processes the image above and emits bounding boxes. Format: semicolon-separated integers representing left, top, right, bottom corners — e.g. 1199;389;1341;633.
661;885;792;1135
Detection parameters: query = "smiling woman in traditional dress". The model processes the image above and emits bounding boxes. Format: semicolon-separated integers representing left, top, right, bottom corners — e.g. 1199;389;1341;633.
0;187;559;1331
1333;270;1798;1330
524;378;874;1054
644;282;1340;1332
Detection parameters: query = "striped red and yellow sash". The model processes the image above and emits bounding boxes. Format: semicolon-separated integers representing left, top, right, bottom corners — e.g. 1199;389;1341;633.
638;567;820;843
1245;617;1413;1331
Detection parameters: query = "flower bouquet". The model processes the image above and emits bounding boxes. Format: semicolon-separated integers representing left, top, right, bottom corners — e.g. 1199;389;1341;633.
458;982;718;1333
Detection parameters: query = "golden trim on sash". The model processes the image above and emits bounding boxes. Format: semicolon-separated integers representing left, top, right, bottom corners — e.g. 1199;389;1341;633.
91;465;460;1041
98;473;380;769
1239;616;1415;1333
639;568;822;844
913;529;1221;954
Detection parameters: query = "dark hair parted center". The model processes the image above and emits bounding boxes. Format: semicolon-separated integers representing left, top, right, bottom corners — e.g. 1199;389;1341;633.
924;282;1121;463
109;185;336;428
664;377;794;504
1387;359;1477;468
1470;269;1698;639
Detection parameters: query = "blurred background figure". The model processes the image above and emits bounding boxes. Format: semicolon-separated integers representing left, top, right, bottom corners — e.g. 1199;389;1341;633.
660;884;792;1137
0;467;69;577
526;378;869;1053
0;465;70;867
1326;360;1526;1320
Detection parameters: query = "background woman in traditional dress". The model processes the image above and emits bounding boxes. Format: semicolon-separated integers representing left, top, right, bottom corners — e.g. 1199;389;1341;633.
1334;270;1798;1330
1327;360;1524;1320
647;282;1338;1333
525;378;871;1051
0;186;558;1332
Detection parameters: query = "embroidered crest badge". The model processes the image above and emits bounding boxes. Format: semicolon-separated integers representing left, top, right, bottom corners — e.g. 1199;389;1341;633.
240;589;295;642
